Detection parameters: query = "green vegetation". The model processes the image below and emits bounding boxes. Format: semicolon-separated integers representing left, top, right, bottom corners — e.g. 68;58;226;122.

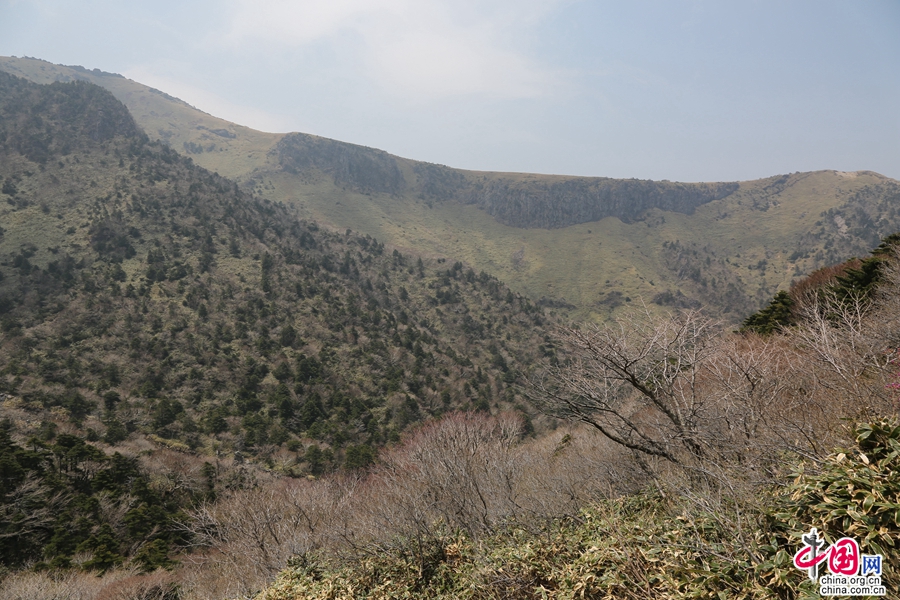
3;57;899;323
1;60;899;600
0;71;551;575
742;232;900;335
740;290;795;335
0;418;189;571
0;70;546;459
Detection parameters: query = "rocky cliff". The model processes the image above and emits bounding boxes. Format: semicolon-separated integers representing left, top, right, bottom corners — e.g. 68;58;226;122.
459;177;738;228
274;134;738;229
275;133;407;195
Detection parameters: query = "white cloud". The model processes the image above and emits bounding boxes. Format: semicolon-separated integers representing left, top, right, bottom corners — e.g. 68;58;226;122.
221;0;566;101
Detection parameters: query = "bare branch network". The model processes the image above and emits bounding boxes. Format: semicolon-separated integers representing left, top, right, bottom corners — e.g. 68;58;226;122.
529;279;898;485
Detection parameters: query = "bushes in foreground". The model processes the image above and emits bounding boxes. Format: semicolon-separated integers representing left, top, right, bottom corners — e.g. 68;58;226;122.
177;413;636;599
2;417;897;599
256;419;900;599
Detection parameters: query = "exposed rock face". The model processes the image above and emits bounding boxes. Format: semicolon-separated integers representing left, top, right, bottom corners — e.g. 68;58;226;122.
459;178;739;228
274;132;739;229
412;161;468;200
276;133;406;195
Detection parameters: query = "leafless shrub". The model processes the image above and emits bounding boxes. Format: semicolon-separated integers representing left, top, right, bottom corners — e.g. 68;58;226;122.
529;308;726;467
363;412;525;540
699;332;835;468
174;412;635;597
791;293;887;410
360;412;637;546
178;474;349;598
530;297;897;503
512;425;641;514
871;252;900;348
95;569;179;600
138;449;208;499
0;478;69;547
786;249;900;419
0;567;148;600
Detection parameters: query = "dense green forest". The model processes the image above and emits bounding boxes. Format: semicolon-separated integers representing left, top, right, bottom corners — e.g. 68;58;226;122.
0;71;552;573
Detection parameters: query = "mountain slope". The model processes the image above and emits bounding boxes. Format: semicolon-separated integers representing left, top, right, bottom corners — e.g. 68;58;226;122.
0;71;550;468
0;71;563;574
3;56;899;322
0;56;279;179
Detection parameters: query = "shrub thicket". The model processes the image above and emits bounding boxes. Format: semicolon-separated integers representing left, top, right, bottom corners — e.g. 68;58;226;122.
256;419;900;599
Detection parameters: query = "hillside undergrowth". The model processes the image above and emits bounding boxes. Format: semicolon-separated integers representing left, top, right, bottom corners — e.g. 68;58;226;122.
257;420;900;600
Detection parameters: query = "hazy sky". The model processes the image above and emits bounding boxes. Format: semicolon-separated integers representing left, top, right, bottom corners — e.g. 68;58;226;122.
1;0;898;182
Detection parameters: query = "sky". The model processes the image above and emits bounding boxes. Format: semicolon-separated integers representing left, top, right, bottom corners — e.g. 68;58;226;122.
1;0;898;182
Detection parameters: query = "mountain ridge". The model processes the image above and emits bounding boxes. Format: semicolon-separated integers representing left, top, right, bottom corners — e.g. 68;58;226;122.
0;56;795;229
2;59;900;598
3;55;899;323
272;131;742;228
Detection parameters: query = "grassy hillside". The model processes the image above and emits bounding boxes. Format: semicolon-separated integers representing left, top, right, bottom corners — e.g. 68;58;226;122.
267;166;898;321
2;56;898;323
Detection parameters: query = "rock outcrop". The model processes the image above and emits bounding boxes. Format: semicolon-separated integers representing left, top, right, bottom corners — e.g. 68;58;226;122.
276;133;407;195
274;132;739;229
460;177;738;228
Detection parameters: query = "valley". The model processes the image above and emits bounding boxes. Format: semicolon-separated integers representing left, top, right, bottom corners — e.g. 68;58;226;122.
0;58;899;600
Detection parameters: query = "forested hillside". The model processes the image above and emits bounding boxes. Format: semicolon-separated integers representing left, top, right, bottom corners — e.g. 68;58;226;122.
244;232;900;599
0;71;551;573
